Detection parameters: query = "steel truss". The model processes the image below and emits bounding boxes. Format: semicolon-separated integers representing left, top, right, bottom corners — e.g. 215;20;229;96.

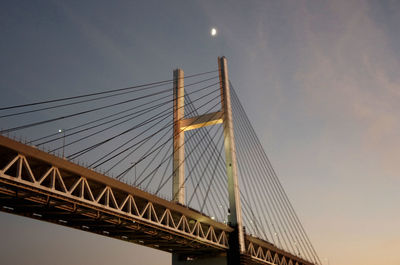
244;237;313;265
0;136;229;254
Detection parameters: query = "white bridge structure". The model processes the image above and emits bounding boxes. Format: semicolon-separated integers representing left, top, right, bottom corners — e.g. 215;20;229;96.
0;57;320;265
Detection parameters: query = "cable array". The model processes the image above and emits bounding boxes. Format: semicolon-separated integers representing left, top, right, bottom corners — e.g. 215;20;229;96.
230;83;321;264
0;68;321;263
182;95;229;222
0;71;221;200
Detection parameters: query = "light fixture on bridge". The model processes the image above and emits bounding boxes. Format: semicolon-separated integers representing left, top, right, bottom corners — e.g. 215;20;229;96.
58;128;66;158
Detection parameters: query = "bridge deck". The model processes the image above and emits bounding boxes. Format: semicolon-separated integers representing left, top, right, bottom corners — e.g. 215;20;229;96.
0;135;231;255
0;135;314;265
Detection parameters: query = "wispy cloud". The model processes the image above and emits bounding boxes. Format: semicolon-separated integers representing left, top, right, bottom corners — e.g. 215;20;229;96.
293;0;400;177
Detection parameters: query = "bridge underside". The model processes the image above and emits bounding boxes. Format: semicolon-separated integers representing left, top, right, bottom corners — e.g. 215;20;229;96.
0;136;230;256
0;177;223;256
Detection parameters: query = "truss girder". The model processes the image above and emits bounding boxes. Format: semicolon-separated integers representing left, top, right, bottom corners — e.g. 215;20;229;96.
245;236;314;265
0;150;229;251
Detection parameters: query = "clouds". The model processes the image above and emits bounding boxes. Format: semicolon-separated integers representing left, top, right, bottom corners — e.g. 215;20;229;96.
198;1;400;263
0;1;399;264
283;1;400;264
291;0;400;177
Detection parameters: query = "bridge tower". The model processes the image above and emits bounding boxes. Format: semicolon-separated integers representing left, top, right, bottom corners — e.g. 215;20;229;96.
172;68;185;204
172;57;245;265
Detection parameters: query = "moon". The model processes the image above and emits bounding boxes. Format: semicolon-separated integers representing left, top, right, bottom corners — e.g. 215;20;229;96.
211;28;217;36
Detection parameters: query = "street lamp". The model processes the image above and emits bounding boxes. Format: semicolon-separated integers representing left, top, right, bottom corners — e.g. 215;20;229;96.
58;129;65;158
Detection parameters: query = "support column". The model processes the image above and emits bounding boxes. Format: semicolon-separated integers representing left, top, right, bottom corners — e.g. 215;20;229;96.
172;59;245;265
218;57;245;254
173;69;185;204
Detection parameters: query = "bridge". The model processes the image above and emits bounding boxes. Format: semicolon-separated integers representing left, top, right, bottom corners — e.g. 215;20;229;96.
0;57;320;265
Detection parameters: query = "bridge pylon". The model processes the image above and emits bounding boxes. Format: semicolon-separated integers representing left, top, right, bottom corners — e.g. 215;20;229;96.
172;68;185;204
172;57;245;265
0;56;319;265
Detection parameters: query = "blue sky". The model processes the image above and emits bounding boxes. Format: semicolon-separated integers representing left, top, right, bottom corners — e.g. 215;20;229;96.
1;1;400;265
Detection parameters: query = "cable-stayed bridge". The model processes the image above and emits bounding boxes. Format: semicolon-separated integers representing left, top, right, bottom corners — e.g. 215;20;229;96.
0;57;320;265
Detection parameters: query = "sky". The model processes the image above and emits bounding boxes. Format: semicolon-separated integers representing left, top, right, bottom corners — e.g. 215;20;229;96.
1;1;400;265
